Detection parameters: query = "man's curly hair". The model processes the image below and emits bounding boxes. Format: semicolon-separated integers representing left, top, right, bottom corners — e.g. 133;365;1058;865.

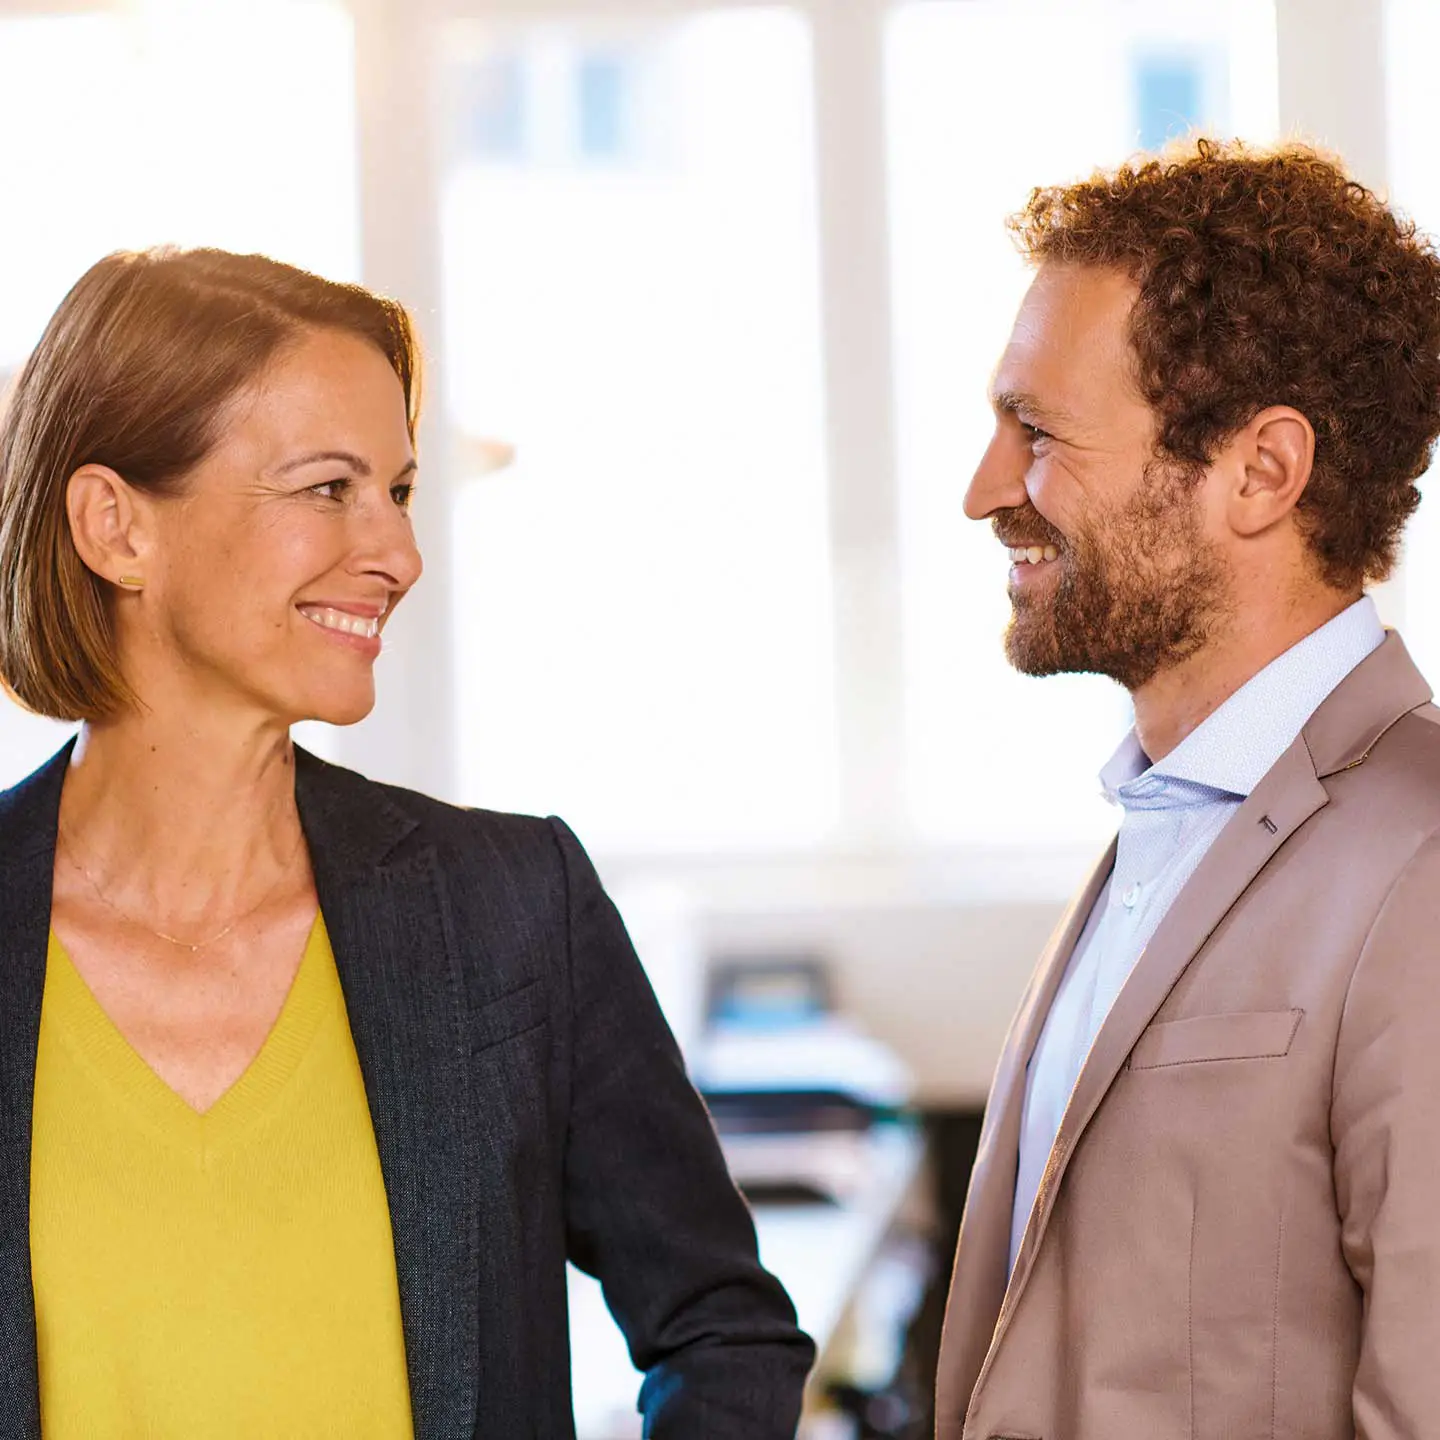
1010;137;1440;589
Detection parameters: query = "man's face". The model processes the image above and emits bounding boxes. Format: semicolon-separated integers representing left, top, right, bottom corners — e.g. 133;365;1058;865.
965;262;1231;693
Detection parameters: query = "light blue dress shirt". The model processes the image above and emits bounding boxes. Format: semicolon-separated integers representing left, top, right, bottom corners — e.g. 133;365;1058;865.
1008;596;1386;1272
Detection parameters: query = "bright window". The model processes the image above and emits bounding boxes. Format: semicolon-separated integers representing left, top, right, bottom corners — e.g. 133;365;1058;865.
886;0;1278;850
1384;0;1440;684
0;0;358;371
441;9;838;853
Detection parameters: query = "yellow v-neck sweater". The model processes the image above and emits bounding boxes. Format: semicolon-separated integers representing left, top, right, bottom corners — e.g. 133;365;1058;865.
30;915;415;1439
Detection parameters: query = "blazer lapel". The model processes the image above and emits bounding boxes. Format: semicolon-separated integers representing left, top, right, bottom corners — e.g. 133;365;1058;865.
936;846;1114;1432
0;743;71;1440
0;743;485;1440
986;632;1434;1373
986;740;1326;1353
941;630;1433;1426
295;752;479;1440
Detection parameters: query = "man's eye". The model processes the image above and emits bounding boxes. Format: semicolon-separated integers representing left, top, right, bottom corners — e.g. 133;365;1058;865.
1020;421;1052;445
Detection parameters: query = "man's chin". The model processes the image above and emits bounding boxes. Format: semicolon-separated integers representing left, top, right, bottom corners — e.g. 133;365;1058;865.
1003;617;1072;677
1003;617;1131;684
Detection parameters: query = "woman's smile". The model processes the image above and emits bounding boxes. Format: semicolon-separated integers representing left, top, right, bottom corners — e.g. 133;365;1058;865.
296;602;385;655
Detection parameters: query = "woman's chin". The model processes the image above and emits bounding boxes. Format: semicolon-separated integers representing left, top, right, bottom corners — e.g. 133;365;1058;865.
297;686;377;730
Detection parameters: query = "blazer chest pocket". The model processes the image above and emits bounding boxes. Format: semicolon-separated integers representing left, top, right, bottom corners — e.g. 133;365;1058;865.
470;977;548;1052
1129;1009;1303;1070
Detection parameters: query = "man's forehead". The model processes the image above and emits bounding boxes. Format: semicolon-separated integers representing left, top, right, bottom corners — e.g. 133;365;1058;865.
991;262;1140;414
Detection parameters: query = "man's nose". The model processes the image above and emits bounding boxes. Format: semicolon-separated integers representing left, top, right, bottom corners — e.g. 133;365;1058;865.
964;430;1027;521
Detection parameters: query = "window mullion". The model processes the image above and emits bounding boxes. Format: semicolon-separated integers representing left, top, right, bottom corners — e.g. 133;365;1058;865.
345;0;460;798
1276;0;1397;629
810;0;908;848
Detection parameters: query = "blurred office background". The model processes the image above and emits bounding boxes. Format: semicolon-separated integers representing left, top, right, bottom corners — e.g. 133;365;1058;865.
2;1;1438;1433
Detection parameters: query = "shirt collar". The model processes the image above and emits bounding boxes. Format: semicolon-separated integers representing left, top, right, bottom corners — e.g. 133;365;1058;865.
1099;595;1386;805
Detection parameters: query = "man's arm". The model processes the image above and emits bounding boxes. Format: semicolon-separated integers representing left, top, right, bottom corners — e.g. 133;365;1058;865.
550;818;815;1437
1333;831;1440;1435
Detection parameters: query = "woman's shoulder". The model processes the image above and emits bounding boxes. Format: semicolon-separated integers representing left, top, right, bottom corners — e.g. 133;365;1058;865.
294;747;574;884
0;742;71;862
294;751;602;968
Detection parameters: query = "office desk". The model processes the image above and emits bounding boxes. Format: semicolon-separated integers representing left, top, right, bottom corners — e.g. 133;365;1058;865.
568;1123;928;1439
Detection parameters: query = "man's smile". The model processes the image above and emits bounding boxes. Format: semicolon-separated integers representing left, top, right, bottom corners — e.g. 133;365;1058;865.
1008;544;1060;565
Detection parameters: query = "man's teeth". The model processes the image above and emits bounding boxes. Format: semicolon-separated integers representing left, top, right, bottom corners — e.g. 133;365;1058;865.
1008;545;1060;565
299;606;380;639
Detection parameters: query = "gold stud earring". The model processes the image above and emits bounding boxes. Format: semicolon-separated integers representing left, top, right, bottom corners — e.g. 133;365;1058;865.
117;576;144;590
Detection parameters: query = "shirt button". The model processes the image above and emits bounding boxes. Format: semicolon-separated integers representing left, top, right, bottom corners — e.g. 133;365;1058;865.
1122;881;1141;909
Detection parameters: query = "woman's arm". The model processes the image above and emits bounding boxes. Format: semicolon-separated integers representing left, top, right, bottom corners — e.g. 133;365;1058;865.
549;818;815;1437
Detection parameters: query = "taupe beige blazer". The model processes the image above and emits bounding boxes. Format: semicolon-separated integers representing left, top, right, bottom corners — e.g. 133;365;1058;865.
937;631;1440;1440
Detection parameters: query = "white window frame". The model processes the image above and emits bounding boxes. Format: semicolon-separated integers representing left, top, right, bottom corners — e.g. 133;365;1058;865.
0;0;1398;902
343;0;911;859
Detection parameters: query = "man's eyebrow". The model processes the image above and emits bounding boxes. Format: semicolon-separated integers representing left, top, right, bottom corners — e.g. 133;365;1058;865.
991;390;1076;429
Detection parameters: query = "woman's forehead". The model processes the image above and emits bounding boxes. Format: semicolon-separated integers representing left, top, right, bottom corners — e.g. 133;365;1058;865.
207;331;412;472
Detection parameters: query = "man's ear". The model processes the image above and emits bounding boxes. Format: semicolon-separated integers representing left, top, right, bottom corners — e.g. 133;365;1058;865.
66;465;149;589
1225;406;1315;539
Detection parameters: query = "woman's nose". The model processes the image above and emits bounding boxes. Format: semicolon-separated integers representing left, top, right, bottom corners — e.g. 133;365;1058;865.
356;495;424;592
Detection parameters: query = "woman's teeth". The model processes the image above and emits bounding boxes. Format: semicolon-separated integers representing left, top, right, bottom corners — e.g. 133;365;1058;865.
298;605;380;639
1009;545;1060;565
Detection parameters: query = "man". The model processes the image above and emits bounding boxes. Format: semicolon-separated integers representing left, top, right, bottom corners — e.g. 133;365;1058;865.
936;138;1440;1438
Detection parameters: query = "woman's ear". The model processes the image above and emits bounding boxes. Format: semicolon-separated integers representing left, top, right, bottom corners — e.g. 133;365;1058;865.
66;465;149;591
1226;406;1316;539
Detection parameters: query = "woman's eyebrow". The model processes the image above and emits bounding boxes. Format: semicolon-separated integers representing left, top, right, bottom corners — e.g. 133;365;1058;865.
275;449;372;476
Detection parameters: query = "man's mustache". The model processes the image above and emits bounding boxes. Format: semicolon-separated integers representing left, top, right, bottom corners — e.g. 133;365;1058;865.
992;504;1066;550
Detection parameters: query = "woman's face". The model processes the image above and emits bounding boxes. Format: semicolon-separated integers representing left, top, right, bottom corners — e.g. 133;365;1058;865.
131;327;422;728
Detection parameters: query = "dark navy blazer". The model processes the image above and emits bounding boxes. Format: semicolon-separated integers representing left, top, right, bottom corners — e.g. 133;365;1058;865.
0;744;814;1438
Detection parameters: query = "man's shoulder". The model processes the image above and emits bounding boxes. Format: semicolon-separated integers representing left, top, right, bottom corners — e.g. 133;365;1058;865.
1342;699;1440;798
1307;700;1440;868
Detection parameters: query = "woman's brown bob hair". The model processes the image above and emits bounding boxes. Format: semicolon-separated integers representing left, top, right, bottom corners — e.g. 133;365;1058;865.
0;246;421;723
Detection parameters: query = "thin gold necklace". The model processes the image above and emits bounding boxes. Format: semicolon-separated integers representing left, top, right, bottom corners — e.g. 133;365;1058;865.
58;824;307;954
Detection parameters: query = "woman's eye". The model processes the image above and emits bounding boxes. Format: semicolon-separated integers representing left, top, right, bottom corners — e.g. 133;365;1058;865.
391;482;415;509
310;478;349;500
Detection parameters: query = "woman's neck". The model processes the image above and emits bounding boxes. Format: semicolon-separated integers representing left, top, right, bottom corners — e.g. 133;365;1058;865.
58;712;306;909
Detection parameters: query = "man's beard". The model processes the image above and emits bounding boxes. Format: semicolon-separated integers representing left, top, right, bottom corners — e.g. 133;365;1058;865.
996;459;1231;692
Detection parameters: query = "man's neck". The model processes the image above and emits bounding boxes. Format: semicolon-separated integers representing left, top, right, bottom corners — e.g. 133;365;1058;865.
1132;586;1363;762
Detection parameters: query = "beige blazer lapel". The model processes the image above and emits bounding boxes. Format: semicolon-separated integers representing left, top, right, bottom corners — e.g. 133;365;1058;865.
986;741;1328;1346
935;846;1114;1431
983;631;1433;1387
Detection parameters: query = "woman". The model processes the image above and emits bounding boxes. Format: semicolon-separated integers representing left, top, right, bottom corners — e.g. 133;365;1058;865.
0;248;813;1438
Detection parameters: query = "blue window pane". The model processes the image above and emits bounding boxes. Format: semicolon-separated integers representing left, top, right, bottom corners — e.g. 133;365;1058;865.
1135;55;1201;150
460;54;525;159
578;54;627;159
